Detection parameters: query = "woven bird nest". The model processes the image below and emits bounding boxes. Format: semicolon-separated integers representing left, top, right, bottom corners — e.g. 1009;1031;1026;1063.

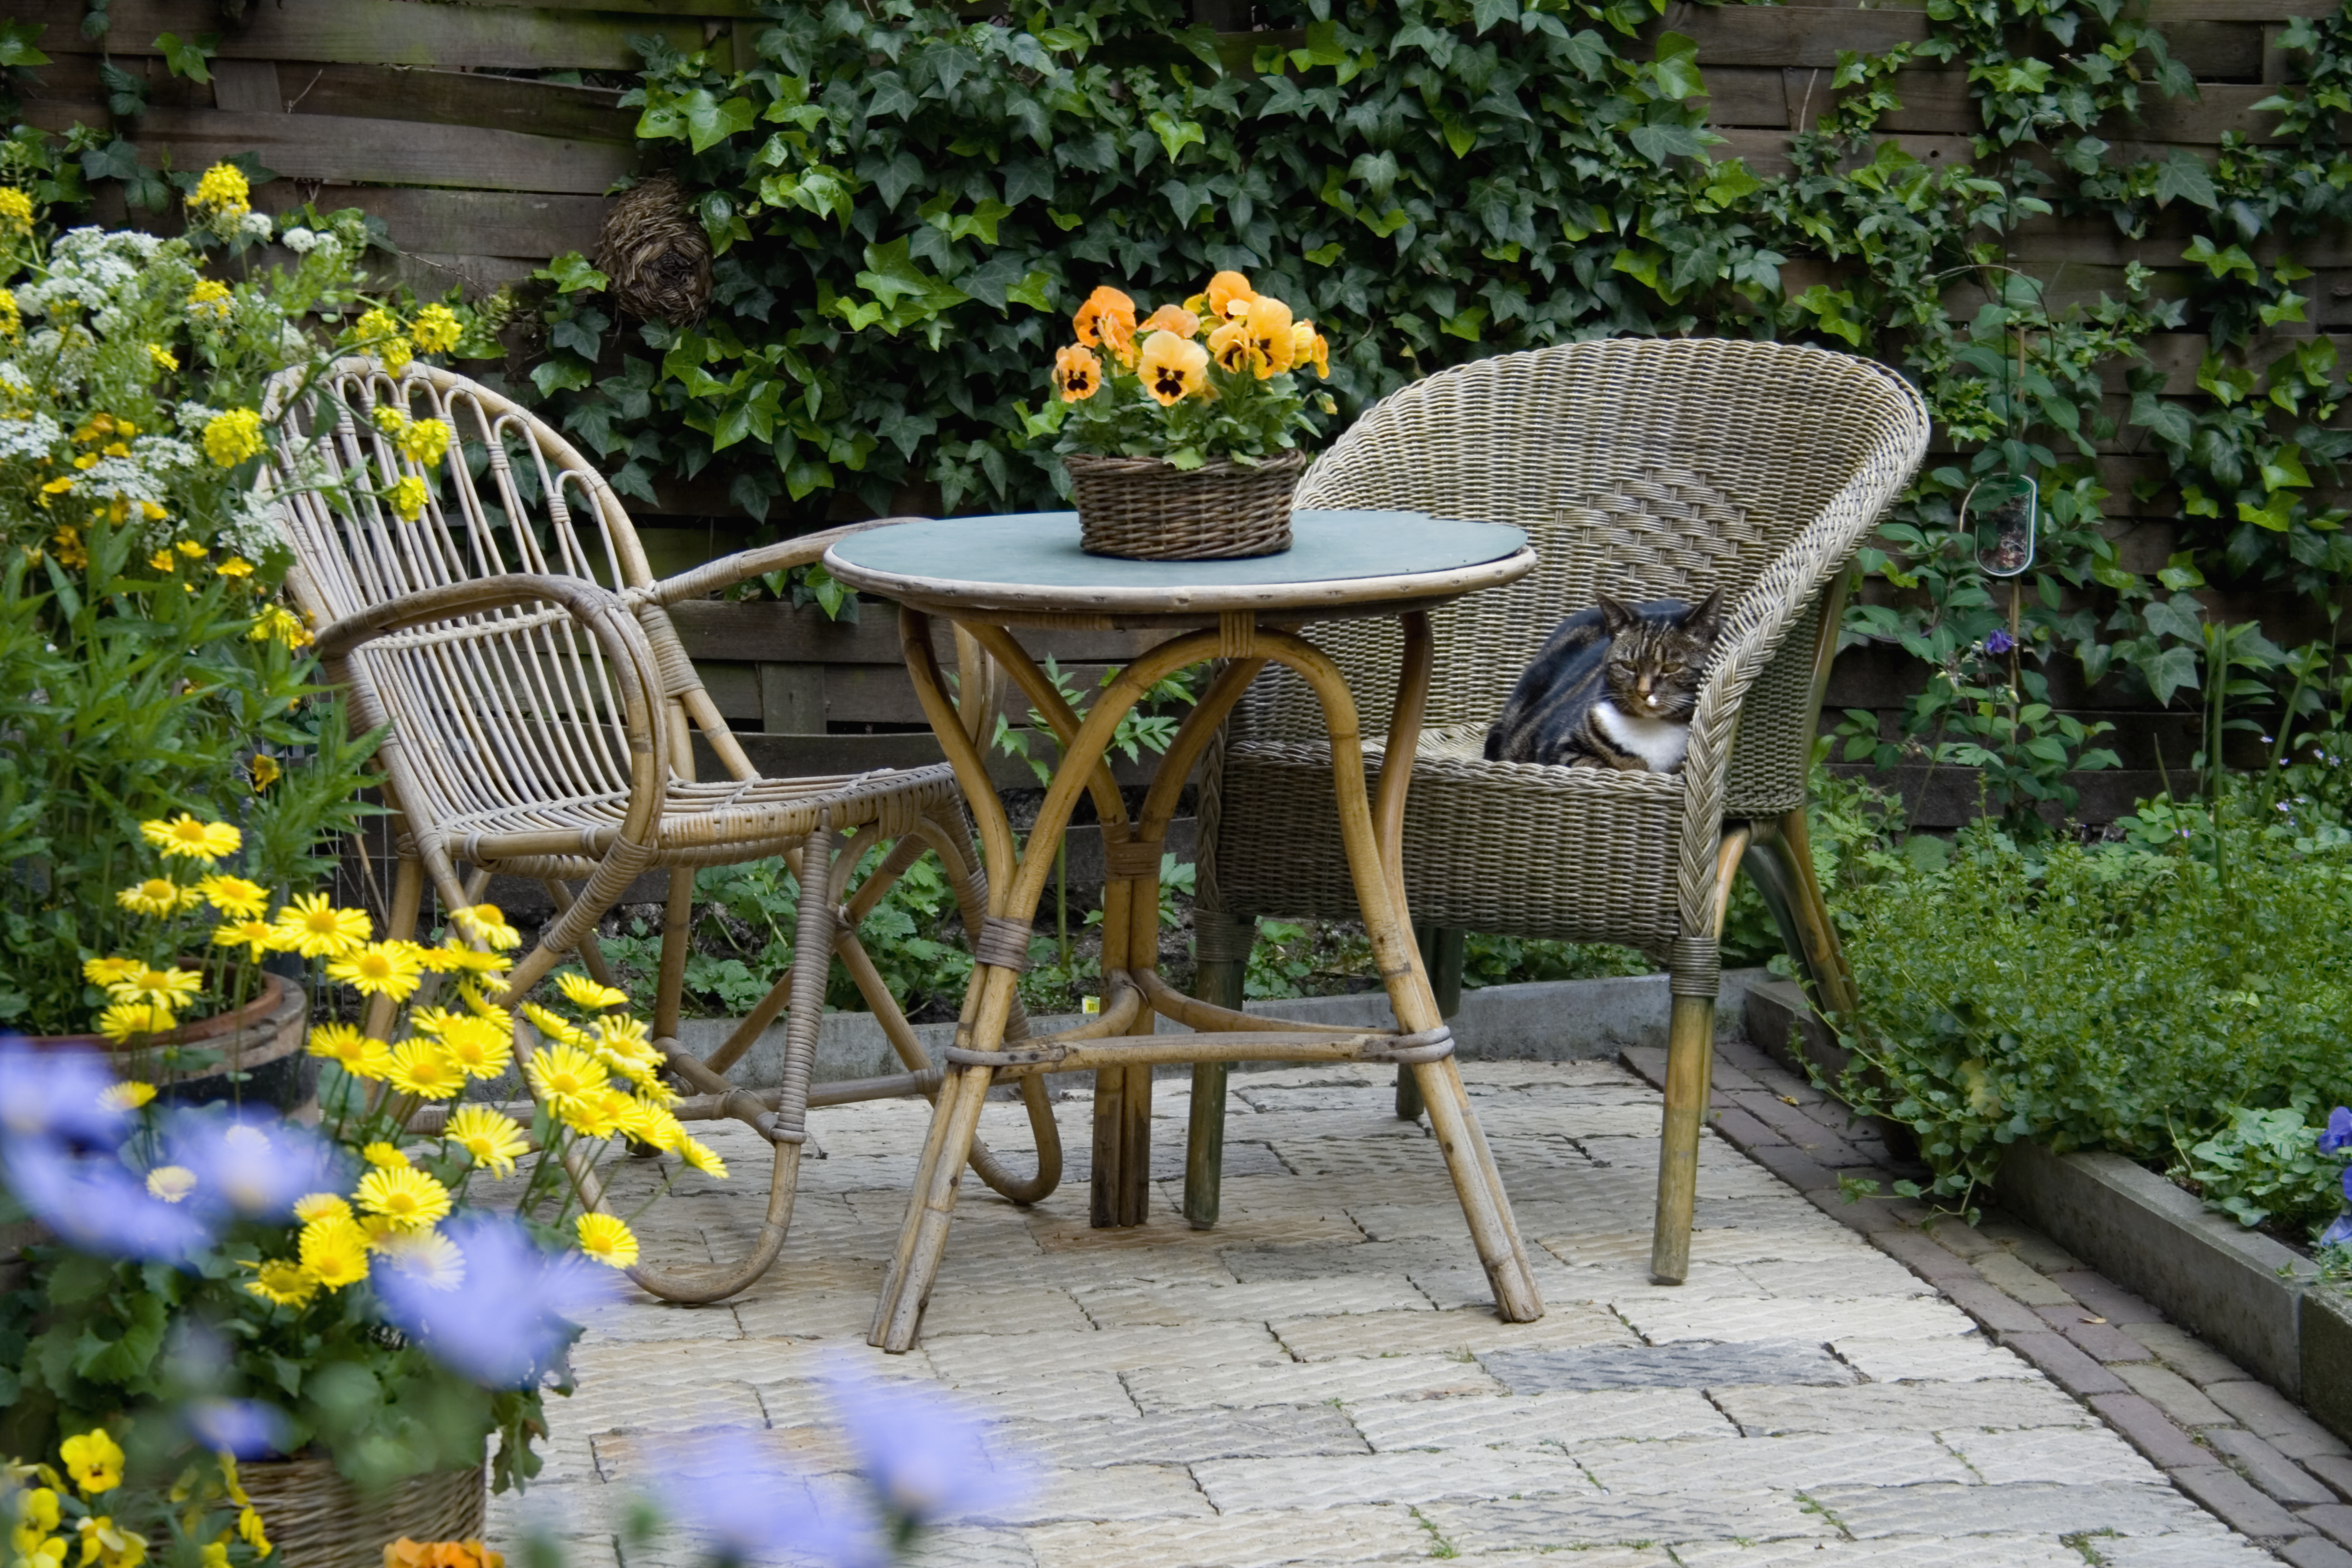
594;174;711;326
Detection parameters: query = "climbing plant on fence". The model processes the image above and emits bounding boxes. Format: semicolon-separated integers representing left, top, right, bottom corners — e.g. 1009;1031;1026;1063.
504;0;2352;826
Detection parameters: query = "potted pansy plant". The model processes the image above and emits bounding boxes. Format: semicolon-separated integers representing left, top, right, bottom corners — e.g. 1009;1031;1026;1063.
1046;269;1332;560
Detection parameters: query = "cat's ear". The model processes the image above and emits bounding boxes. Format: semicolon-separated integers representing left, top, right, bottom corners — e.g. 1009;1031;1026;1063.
1681;589;1724;640
1596;594;1636;634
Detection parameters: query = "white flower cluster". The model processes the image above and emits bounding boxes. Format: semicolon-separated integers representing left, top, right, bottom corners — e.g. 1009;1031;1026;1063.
217;484;283;559
75;436;200;511
13;228;166;318
0;411;63;463
175;400;224;434
279;227;346;260
239;212;274;243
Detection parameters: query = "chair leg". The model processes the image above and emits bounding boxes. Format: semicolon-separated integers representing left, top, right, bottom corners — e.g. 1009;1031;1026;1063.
1650;991;1717;1285
654;865;695;1046
543;881;621;991
1415;1054;1543;1321
363;851;426;1042
1182;908;1251;1229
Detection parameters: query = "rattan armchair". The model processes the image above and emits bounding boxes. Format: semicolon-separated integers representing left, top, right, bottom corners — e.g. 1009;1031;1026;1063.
259;358;1060;1302
1186;339;1930;1283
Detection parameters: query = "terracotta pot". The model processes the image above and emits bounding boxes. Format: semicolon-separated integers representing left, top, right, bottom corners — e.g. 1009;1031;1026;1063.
236;1458;486;1568
32;975;316;1117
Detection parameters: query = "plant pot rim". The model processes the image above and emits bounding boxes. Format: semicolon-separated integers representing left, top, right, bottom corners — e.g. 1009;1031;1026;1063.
29;974;291;1051
1063;448;1309;475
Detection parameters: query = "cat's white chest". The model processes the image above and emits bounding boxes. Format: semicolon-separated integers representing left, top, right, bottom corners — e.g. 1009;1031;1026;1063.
1593;701;1690;772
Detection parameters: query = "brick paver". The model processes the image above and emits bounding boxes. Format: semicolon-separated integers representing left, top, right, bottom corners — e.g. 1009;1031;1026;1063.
492;1056;2318;1567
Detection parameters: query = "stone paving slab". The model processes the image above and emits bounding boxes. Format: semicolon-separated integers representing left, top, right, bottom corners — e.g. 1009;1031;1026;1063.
495;1058;2286;1568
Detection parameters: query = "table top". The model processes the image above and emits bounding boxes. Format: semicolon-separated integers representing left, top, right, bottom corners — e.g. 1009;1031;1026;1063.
823;509;1534;626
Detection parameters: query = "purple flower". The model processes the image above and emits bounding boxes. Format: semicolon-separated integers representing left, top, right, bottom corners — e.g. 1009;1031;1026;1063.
164;1111;337;1222
1984;628;2017;656
3;1138;212;1262
2319;1107;2352;1156
636;1429;887;1568
822;1367;1035;1529
2321;1211;2352;1249
186;1398;291;1459
374;1215;618;1389
0;1042;130;1149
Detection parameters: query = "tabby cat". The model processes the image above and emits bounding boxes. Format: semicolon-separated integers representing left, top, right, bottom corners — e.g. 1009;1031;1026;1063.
1483;591;1723;772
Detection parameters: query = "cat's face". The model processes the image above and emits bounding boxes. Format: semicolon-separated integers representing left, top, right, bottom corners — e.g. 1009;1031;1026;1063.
1598;592;1722;719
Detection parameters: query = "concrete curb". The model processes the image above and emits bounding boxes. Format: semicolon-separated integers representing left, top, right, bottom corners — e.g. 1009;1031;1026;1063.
678;966;1770;1088
1741;975;2346;1445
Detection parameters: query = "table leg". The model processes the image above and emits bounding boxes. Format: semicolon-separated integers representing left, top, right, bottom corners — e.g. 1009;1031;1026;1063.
1253;622;1545;1323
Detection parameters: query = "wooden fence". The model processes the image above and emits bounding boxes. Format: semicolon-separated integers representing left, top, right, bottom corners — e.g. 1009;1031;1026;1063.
14;0;2349;827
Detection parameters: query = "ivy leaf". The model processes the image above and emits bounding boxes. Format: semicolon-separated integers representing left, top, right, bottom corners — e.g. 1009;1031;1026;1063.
855;237;972;316
2153;150;2218;211
531;358;593;397
537;253;610;294
2129;389;2194;447
1304;242;1344;266
0;20;50;67
1651;33;1705;104
1471;0;1521;35
1627;118;1707;166
688;91;756;153
154;31;217;82
1350;150;1399;203
1148;111;1206;166
865;70;921;122
2142;645;2202;706
1004;159;1055;207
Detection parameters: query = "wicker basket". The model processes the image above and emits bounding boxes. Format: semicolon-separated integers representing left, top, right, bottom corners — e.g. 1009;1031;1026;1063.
1068;448;1306;560
237;1459;484;1568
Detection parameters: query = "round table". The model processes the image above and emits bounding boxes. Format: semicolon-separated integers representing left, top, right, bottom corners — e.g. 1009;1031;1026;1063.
825;509;1547;1351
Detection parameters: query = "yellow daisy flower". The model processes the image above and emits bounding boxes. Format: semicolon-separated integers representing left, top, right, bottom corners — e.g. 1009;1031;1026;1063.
306;1022;390;1080
248;754;280;790
195;875;268;918
521;1002;593;1049
555;973;630;1011
243;1260;318;1308
436;1017;513;1080
573;1212;638;1268
297;1216;372;1288
211;918;283;961
98;1082;155;1112
526;1043;607;1108
107;965;202;1009
97;1002;175;1043
355;1166;451;1232
564;1087;632;1141
292;1193;351;1224
680;1138;729;1179
383;1039;463;1099
82;956;141;987
451;904;522;951
362;1141;412;1169
429;942;511;976
325;940;425;1001
274;894;372;958
444;1104;528;1177
117;878;201;917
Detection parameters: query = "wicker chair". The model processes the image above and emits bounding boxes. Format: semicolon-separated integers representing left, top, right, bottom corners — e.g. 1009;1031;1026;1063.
1186;339;1930;1283
258;358;1060;1303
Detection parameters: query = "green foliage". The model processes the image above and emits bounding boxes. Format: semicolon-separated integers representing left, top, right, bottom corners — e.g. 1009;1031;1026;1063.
1832;809;2352;1215
2173;1097;2347;1235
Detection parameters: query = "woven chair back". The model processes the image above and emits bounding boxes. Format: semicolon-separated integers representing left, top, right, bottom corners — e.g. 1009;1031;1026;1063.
261;359;683;828
1247;340;1919;803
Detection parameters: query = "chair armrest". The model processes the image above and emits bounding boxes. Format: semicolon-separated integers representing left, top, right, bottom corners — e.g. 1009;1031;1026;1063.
636;517;921;608
315;573;671;847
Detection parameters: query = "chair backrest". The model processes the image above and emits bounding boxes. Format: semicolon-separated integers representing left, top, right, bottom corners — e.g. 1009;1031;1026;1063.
260;358;709;828
1240;339;1925;809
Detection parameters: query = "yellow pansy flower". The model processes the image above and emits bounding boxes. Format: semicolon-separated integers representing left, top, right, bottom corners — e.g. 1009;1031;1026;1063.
1052;343;1100;403
1241;294;1295;376
60;1431;123;1494
1139;303;1202;339
1072;286;1136;365
1138;332;1211;405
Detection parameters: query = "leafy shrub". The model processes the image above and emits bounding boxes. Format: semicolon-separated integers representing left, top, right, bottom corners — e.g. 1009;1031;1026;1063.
1833;808;2352;1225
2173;1098;2347;1234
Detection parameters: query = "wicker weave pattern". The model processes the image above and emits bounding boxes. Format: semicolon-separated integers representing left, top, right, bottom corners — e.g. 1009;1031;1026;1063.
237;1459;482;1568
1204;339;1929;947
1068;449;1306;560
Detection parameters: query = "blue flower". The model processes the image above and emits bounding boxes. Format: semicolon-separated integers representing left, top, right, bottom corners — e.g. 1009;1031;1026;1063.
165;1110;337;1222
823;1367;1035;1529
2320;1211;2352;1249
2318;1106;2352;1156
637;1429;888;1568
1984;629;2017;656
0;1042;130;1149
4;1137;211;1262
186;1398;291;1459
374;1215;617;1389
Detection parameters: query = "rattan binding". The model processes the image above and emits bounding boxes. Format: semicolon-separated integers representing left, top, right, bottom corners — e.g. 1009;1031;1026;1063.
1068;448;1306;560
237;1458;482;1568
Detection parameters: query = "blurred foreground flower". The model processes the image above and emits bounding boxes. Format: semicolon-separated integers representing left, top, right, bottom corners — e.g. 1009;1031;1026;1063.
824;1369;1033;1539
635;1430;886;1568
184;1399;291;1460
0;1043;131;1147
373;1216;616;1389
